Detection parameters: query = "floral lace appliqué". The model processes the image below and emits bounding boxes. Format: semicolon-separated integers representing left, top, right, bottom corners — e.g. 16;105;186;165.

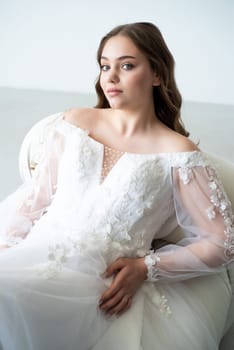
143;249;172;317
206;167;234;259
142;282;172;317
178;167;193;185
178;164;234;260
39;239;75;279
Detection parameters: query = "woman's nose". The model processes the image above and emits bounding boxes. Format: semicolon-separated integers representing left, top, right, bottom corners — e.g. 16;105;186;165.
107;68;120;83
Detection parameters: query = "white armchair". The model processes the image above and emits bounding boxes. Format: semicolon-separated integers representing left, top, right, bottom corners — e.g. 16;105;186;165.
18;113;234;349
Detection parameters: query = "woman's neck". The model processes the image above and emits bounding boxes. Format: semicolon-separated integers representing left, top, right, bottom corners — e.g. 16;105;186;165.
105;107;159;138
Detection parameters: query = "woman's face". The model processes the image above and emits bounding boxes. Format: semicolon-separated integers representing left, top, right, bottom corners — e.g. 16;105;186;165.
99;35;160;110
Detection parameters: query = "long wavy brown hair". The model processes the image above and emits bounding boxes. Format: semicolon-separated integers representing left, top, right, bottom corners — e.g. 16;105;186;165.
95;22;189;137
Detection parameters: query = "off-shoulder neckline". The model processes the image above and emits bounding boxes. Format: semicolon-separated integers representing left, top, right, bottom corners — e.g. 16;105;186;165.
59;114;202;158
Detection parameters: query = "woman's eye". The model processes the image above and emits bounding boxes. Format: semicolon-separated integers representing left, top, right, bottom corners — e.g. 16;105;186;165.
100;65;110;71
122;63;134;70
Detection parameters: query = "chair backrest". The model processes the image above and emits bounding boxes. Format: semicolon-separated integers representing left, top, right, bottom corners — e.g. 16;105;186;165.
18;113;62;182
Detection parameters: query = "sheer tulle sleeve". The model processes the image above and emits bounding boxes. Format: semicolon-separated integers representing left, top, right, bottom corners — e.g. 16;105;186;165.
0;126;65;247
144;157;234;282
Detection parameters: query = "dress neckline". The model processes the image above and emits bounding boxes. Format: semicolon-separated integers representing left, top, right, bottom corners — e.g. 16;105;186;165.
60;115;200;158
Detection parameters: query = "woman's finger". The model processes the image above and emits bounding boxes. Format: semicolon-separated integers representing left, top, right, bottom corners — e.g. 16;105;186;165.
99;281;122;305
99;288;125;311
100;265;129;303
109;295;132;315
117;296;133;316
103;258;126;278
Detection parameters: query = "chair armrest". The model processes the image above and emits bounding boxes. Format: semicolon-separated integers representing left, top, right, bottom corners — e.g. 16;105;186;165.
18;112;63;182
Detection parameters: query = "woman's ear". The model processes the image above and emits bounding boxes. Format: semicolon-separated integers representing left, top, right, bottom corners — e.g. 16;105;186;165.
153;74;160;86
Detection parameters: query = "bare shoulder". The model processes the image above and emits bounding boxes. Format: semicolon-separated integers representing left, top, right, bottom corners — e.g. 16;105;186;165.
158;126;199;153
63;107;101;130
175;134;199;152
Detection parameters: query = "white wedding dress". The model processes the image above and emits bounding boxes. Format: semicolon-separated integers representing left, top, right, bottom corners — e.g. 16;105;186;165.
0;113;233;350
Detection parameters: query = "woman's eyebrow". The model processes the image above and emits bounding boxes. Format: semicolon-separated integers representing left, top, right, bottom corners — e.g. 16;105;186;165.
100;55;137;61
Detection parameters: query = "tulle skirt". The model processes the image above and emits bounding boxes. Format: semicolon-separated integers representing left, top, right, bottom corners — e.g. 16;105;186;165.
0;218;232;350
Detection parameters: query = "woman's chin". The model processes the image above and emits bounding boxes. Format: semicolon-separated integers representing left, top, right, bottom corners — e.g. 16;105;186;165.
108;100;125;110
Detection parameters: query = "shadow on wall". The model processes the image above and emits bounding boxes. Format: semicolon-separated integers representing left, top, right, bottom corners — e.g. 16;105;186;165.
0;87;233;199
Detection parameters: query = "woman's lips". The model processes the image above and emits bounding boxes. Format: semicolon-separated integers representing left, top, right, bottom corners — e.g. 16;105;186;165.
107;89;122;97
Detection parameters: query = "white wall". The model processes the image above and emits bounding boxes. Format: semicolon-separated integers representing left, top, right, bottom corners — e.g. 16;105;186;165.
1;0;234;105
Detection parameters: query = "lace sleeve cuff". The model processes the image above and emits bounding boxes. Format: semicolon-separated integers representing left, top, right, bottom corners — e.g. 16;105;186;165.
144;250;161;282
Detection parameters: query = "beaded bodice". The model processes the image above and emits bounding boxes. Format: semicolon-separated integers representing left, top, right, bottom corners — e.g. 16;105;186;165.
100;145;125;184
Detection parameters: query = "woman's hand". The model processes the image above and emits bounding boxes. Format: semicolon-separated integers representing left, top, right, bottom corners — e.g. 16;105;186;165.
99;257;147;316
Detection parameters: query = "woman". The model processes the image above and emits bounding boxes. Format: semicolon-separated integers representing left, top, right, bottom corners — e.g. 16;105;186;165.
0;22;233;350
